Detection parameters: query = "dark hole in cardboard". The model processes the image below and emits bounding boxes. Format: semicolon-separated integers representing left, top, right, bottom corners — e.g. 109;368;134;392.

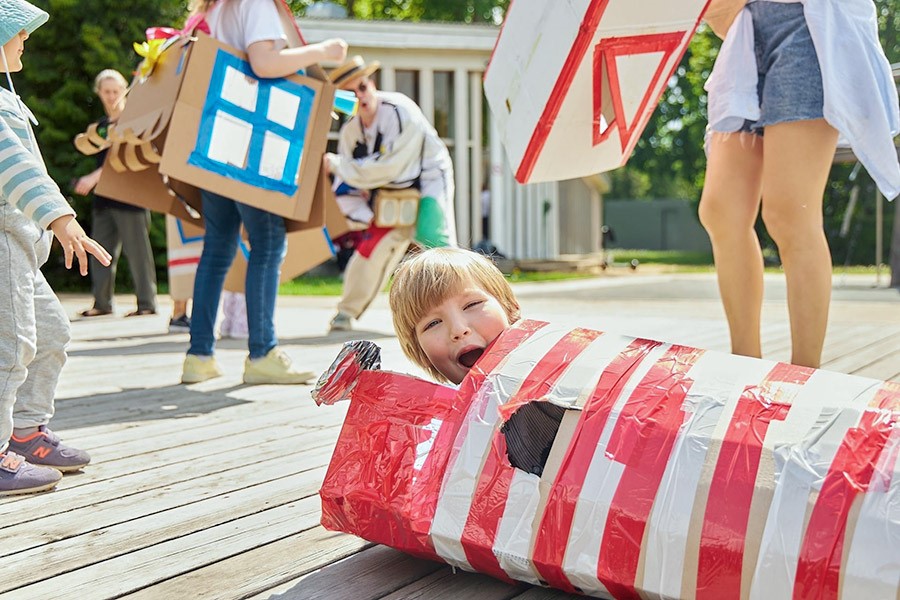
501;401;566;476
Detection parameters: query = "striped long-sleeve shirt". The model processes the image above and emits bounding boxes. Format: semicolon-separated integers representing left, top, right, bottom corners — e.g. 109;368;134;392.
0;87;74;229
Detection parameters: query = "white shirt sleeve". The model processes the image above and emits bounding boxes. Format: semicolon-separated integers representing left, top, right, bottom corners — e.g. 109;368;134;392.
235;0;287;51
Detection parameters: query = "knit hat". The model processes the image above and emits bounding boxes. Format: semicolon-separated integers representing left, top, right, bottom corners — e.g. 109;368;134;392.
0;0;48;47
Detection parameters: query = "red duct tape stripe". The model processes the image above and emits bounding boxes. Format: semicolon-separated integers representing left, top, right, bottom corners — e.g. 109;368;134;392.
516;0;610;183
695;363;812;600
792;383;900;600
597;345;705;599
460;328;603;581
318;369;459;560
532;338;663;593
416;320;548;555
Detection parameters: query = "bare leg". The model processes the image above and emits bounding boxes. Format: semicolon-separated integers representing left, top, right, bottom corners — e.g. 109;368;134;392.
698;132;765;358
173;299;188;319
761;119;838;368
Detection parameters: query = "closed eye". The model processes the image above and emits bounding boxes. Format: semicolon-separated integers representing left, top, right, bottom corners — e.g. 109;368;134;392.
464;300;484;311
421;319;440;332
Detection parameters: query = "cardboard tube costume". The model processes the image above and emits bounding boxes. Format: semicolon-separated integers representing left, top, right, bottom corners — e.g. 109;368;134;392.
484;0;709;184
314;320;900;599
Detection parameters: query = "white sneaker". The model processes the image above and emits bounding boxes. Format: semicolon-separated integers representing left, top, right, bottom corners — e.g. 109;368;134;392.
243;348;315;385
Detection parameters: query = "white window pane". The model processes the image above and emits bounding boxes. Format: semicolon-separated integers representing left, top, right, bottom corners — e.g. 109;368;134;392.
259;131;291;181
221;66;258;111
207;110;252;168
267;86;301;129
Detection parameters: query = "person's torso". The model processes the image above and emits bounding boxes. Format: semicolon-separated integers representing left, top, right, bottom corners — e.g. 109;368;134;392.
205;0;286;53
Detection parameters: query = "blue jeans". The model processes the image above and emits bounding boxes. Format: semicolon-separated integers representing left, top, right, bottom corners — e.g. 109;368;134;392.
188;190;286;359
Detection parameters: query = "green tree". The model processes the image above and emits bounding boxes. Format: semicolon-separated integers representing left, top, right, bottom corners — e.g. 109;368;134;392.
291;0;508;23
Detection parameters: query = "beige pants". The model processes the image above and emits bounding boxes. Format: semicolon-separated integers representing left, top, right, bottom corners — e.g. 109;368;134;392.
336;227;413;319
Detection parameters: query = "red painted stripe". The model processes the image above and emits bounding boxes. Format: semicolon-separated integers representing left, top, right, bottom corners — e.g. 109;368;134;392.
460;328;602;581
695;363;813;600
516;0;609;183
168;257;200;267
597;345;705;599
532;338;663;593
793;383;900;600
415;320;548;558
593;32;684;150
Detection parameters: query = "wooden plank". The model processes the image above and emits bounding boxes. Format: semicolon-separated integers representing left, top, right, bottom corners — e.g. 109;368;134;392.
0;436;335;557
1;494;323;598
1;466;329;592
0;412;339;523
239;545;444;600
379;568;528;600
823;333;900;378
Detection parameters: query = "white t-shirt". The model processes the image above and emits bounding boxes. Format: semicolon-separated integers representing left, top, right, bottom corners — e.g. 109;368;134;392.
205;0;287;52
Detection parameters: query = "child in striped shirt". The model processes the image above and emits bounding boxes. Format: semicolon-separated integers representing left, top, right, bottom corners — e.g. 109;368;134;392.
0;0;111;496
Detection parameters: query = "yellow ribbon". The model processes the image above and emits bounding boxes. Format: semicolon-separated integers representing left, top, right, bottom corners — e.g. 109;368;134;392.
133;38;167;80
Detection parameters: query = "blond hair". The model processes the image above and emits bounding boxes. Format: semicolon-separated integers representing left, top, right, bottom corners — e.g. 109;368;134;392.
389;247;520;382
188;0;218;15
92;69;127;94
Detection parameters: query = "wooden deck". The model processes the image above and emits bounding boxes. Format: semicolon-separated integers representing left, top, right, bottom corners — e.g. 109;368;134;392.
1;272;897;600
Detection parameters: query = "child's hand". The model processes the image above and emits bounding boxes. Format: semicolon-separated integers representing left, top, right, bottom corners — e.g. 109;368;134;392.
48;215;112;276
319;38;348;63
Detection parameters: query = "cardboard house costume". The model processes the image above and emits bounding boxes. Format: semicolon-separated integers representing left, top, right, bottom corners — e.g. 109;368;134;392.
314;320;899;599
74;0;350;282
484;0;710;184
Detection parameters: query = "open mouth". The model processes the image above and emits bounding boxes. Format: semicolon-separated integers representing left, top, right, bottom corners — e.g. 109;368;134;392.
457;347;484;369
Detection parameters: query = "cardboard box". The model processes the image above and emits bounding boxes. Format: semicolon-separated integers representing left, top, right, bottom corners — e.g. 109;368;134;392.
94;32;335;228
94;37;204;227
315;320;900;599
165;214;203;301
484;0;708;183
160;32;335;223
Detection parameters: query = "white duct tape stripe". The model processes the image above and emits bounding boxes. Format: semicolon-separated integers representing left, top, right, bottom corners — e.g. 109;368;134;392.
491;332;636;583
564;341;672;597
430;326;569;569
842;428;900;598
749;372;881;600
642;352;774;598
494;469;543;584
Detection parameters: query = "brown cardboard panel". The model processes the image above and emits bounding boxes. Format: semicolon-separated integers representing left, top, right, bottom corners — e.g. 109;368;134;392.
116;38;193;143
95;149;203;228
223;226;335;293
165;216;204;301
159;33;335;225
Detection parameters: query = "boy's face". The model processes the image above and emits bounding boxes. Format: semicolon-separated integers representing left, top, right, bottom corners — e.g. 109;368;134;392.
1;30;28;73
344;76;377;120
415;283;510;385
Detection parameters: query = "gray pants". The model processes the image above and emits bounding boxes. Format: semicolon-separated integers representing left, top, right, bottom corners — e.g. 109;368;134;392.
0;204;70;452
90;207;157;312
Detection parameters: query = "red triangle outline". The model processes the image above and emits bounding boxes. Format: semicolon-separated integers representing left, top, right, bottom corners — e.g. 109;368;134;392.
593;32;685;152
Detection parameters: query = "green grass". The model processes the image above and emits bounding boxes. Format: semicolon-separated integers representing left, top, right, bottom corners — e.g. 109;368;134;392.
278;268;603;296
279;276;345;296
607;249;714;267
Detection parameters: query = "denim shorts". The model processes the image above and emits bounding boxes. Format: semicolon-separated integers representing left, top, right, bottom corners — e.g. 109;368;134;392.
740;1;825;135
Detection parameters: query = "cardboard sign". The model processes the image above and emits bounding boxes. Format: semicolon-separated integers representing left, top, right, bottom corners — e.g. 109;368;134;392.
315;321;900;599
160;32;335;223
485;0;710;183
